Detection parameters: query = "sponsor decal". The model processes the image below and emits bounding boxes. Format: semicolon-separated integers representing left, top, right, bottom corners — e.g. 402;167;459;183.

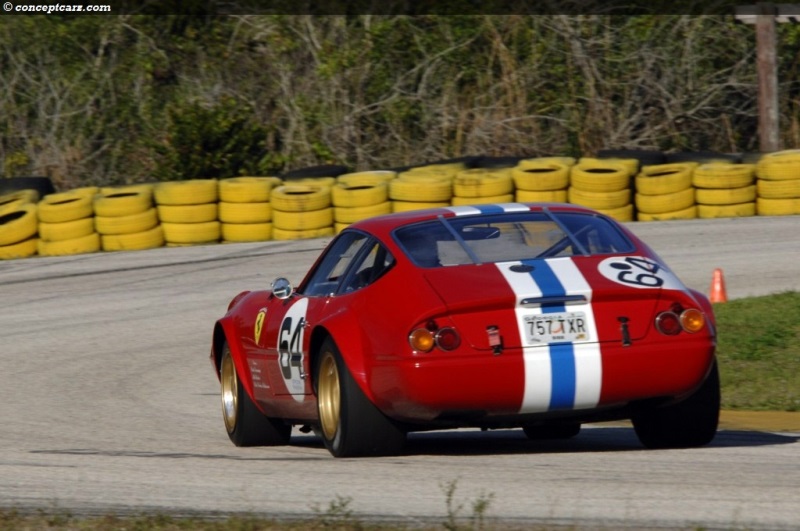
254;308;267;344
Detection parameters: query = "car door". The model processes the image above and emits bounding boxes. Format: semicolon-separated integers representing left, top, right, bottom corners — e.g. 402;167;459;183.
261;231;374;402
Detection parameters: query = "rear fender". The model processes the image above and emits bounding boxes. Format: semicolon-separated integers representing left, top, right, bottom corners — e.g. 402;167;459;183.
308;313;371;398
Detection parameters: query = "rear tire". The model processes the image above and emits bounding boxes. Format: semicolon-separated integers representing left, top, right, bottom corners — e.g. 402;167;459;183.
220;343;291;447
632;360;720;449
315;337;405;457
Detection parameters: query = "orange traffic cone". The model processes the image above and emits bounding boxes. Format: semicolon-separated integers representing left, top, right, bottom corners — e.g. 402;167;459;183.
709;268;728;303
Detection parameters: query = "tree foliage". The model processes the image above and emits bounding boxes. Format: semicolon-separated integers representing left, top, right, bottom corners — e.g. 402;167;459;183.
1;15;798;188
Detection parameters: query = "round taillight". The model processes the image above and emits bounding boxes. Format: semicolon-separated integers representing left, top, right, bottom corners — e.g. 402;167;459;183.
409;328;435;352
435;327;461;351
680;308;705;333
655;311;682;335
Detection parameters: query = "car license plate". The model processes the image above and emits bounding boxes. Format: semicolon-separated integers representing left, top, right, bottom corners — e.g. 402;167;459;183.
524;312;589;344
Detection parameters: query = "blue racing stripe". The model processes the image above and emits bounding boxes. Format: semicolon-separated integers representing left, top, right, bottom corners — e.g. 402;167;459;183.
522;259;577;410
548;343;577;409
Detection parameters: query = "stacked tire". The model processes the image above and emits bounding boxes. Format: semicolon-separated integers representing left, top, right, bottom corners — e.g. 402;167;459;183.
692;163;757;219
755;151;800;216
635;163;697;221
155;179;220;246
511;158;572;203
36;190;100;257
0;190;39;260
218;177;281;243
390;163;461;212
95;184;164;252
568;158;634;221
271;183;334;240
332;171;394;233
451;168;514;206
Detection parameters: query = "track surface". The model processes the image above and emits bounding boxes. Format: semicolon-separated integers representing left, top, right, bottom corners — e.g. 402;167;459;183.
1;216;799;529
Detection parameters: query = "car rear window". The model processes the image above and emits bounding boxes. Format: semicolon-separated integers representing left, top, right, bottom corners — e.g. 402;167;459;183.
395;211;634;267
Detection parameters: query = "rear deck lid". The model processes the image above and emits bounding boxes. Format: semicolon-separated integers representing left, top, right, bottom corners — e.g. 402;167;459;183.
424;254;688;351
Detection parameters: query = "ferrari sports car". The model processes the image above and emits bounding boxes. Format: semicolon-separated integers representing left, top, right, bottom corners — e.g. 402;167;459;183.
210;203;719;457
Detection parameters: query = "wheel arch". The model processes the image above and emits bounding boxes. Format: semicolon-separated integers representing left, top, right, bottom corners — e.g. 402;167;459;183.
308;318;371;398
211;318;258;403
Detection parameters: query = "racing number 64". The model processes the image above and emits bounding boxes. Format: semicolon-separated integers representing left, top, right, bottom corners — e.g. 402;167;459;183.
278;316;304;379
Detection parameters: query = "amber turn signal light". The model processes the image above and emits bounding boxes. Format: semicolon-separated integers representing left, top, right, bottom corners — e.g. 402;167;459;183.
680;308;705;333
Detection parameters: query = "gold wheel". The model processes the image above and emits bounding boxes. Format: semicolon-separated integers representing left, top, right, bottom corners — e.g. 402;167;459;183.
317;350;341;441
220;352;238;434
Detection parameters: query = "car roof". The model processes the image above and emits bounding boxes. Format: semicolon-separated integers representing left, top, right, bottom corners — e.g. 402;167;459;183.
347;202;601;240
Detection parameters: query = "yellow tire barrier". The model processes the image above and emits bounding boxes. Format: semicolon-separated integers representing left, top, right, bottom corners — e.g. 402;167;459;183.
635;187;696;215
595;203;634;222
0;237;38;260
69;186;100;198
756;150;800;181
697;202;756;219
272;226;334;241
453;169;514;198
692;163;755;189
334;202;393;224
37;232;101;257
594;157;640;177
218;176;281;203
39;217;95;242
161;221;221;244
101;225;165;252
218;201;272;223
272;207;334;231
515;189;568;203
331;182;389;208
570;160;631;192
389;178;452;202
95;208;159;235
94;189;153;217
756;197;800;216
451;194;515;206
392;201;450;212
695;185;756;205
100;183;155;197
154;179;218;205
512;160;570;191
756;178;800;199
156;203;218;223
568;187;631;210
635;164;694;195
0;190;39;211
0;203;38;246
271;184;331;212
637;205;698;222
337;171;396;186
221;222;273;242
289;177;337;188
37;192;93;223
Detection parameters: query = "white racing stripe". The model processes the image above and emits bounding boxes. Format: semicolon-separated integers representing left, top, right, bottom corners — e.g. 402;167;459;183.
497;258;602;414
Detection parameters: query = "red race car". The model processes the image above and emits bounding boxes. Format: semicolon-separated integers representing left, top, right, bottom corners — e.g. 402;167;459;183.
210;203;719;457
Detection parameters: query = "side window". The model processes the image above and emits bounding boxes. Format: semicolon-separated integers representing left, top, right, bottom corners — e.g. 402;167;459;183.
341;242;395;293
301;232;368;296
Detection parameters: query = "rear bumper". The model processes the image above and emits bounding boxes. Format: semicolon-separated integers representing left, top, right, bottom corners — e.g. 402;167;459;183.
367;335;715;424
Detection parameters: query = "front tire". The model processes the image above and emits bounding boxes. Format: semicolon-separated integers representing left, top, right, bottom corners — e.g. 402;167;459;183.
315;337;405;457
632;360;720;449
220;343;291;447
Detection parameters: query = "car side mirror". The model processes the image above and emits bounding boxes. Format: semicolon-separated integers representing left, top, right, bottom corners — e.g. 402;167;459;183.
271;277;294;299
